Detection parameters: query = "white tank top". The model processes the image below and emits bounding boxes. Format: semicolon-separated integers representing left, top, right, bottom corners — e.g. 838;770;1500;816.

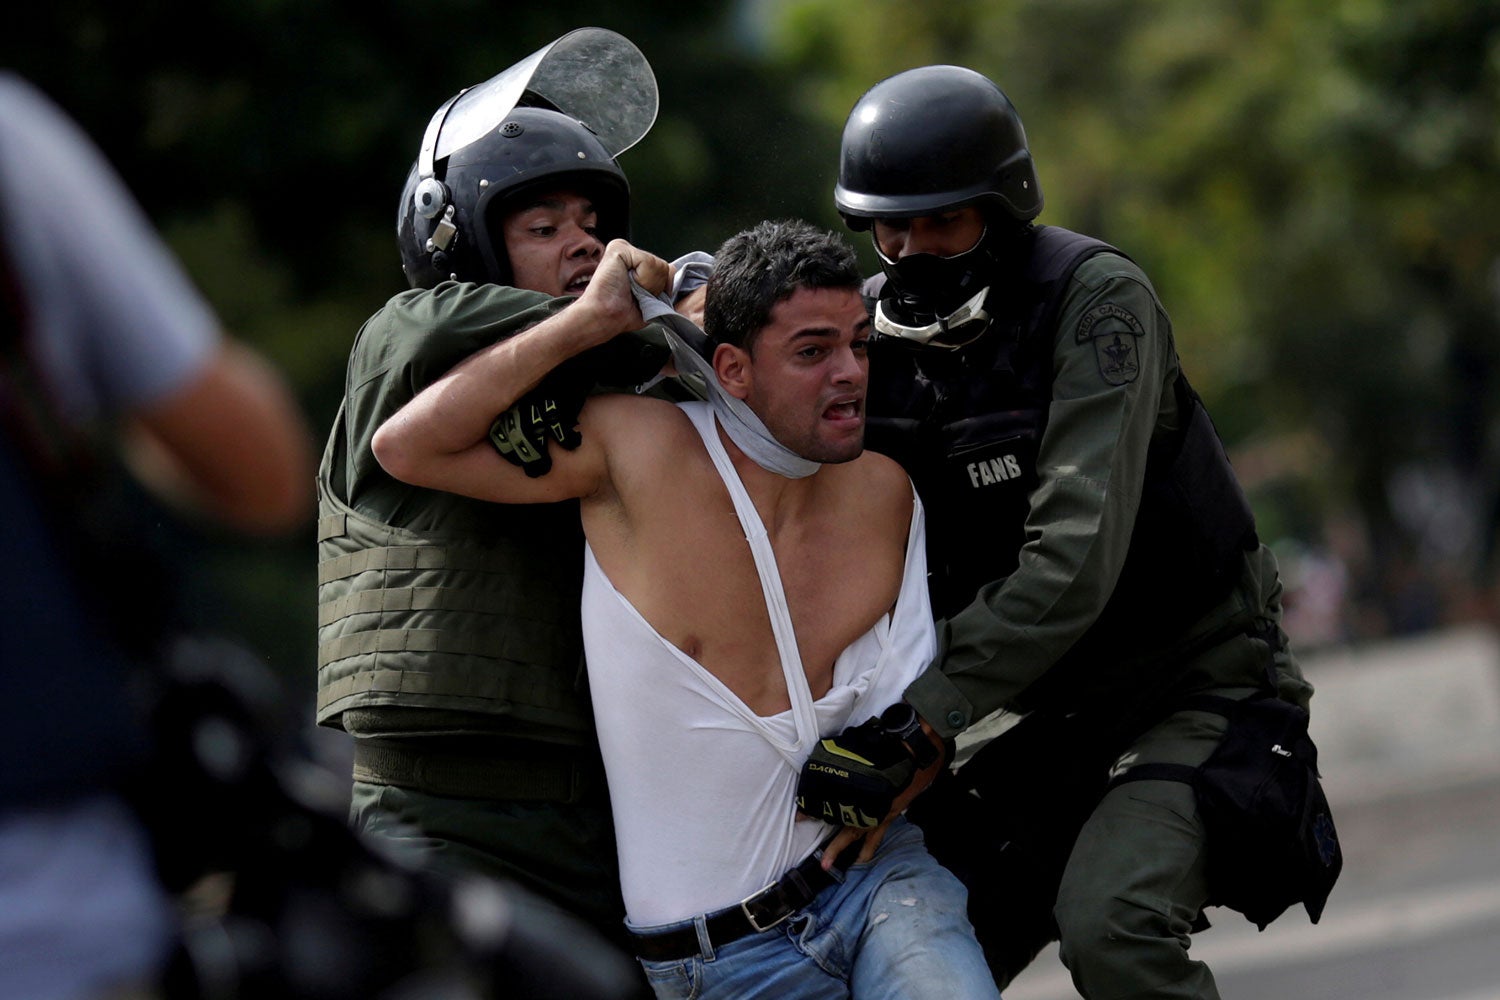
581;401;936;927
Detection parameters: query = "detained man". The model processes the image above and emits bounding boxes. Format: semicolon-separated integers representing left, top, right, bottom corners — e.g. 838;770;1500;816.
371;219;1000;1000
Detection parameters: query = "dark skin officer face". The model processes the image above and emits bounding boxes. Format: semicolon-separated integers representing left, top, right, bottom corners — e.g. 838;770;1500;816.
873;205;985;260
501;189;606;298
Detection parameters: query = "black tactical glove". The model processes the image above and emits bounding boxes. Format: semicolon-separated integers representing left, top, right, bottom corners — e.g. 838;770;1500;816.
489;388;584;478
796;704;937;829
487;333;673;477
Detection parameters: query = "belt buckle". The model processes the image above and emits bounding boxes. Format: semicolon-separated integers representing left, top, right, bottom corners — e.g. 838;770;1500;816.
737;880;792;933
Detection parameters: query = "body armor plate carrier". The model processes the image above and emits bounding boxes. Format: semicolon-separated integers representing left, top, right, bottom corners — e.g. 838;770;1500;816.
864;226;1258;713
315;402;593;743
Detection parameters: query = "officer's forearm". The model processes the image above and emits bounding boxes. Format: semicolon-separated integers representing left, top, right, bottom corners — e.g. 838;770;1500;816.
386;300;621;460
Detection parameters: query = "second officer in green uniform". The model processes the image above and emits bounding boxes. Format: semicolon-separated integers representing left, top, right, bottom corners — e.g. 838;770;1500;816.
801;65;1320;999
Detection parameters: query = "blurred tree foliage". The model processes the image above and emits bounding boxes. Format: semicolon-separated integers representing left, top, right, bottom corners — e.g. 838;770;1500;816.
4;0;1497;681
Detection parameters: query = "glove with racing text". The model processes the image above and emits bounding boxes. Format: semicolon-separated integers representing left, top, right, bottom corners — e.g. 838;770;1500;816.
486;332;674;477
796;703;939;829
489;388;583;478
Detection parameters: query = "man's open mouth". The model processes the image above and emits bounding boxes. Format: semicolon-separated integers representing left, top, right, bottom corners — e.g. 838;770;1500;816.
824;399;862;421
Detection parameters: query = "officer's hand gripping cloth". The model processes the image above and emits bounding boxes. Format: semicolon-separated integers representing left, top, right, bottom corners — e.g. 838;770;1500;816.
490;253;715;476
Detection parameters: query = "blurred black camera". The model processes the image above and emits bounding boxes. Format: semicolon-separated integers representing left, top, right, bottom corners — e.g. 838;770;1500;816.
128;636;644;1000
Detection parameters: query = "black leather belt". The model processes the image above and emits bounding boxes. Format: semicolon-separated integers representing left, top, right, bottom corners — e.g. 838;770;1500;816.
628;842;855;961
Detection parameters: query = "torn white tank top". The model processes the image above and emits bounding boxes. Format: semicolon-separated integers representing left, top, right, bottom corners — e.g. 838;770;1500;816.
581;400;935;927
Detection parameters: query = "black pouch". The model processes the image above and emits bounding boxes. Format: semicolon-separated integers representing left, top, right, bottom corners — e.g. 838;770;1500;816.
1111;693;1343;930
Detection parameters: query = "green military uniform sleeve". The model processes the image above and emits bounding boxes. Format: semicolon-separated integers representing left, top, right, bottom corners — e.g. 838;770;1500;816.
334;281;673;532
336;282;563;524
316;281;678;740
905;254;1182;736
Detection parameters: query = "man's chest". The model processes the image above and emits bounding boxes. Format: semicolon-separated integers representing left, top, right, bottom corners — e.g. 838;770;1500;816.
597;489;902;713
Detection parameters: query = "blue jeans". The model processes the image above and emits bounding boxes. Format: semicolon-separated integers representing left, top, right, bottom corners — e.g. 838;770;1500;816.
634;817;1001;999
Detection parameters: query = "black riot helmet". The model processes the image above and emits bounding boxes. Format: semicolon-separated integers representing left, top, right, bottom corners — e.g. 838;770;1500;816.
835;65;1042;230
397;106;629;288
396;27;657;289
835;66;1043;349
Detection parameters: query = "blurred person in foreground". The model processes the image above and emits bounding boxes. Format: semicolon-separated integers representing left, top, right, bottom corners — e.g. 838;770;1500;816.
371;217;999;1000
314;29;699;960
0;71;312;999
0;69;644;1000
793;65;1338;999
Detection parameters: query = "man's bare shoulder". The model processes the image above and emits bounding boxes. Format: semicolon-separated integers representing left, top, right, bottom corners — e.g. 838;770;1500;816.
581;393;701;467
852;448;915;497
583;392;691;432
822;448;915;528
579;396;707;521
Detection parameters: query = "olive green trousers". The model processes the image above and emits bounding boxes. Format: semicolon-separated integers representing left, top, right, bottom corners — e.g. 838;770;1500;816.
349;778;628;949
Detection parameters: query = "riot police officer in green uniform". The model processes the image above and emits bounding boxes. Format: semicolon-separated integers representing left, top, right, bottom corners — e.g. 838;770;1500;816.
316;31;680;951
799;65;1321;998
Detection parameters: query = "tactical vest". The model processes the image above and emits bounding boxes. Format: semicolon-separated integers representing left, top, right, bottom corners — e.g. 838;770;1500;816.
315;402;594;745
865;226;1258;709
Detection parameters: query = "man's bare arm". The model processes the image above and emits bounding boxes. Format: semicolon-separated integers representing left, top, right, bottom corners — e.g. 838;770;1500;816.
372;240;669;503
124;339;314;536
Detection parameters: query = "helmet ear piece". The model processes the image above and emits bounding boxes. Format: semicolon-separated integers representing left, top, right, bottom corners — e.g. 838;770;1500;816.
413;178;449;220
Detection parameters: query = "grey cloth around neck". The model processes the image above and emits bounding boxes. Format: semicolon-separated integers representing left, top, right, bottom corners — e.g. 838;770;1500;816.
631;254;819;480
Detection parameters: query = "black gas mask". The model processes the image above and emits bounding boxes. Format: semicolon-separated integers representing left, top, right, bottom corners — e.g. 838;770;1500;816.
873;231;997;350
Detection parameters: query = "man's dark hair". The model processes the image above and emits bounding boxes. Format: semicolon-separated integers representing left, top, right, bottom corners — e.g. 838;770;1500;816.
704;219;862;351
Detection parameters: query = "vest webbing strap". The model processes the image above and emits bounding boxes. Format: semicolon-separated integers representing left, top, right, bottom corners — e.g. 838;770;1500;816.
318;543;521;585
317;658;573;711
1024;225;1123;342
318;625;568;670
317;584;558;628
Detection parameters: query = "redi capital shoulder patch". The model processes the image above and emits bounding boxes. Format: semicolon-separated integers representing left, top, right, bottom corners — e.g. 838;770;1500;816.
1076;303;1143;386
